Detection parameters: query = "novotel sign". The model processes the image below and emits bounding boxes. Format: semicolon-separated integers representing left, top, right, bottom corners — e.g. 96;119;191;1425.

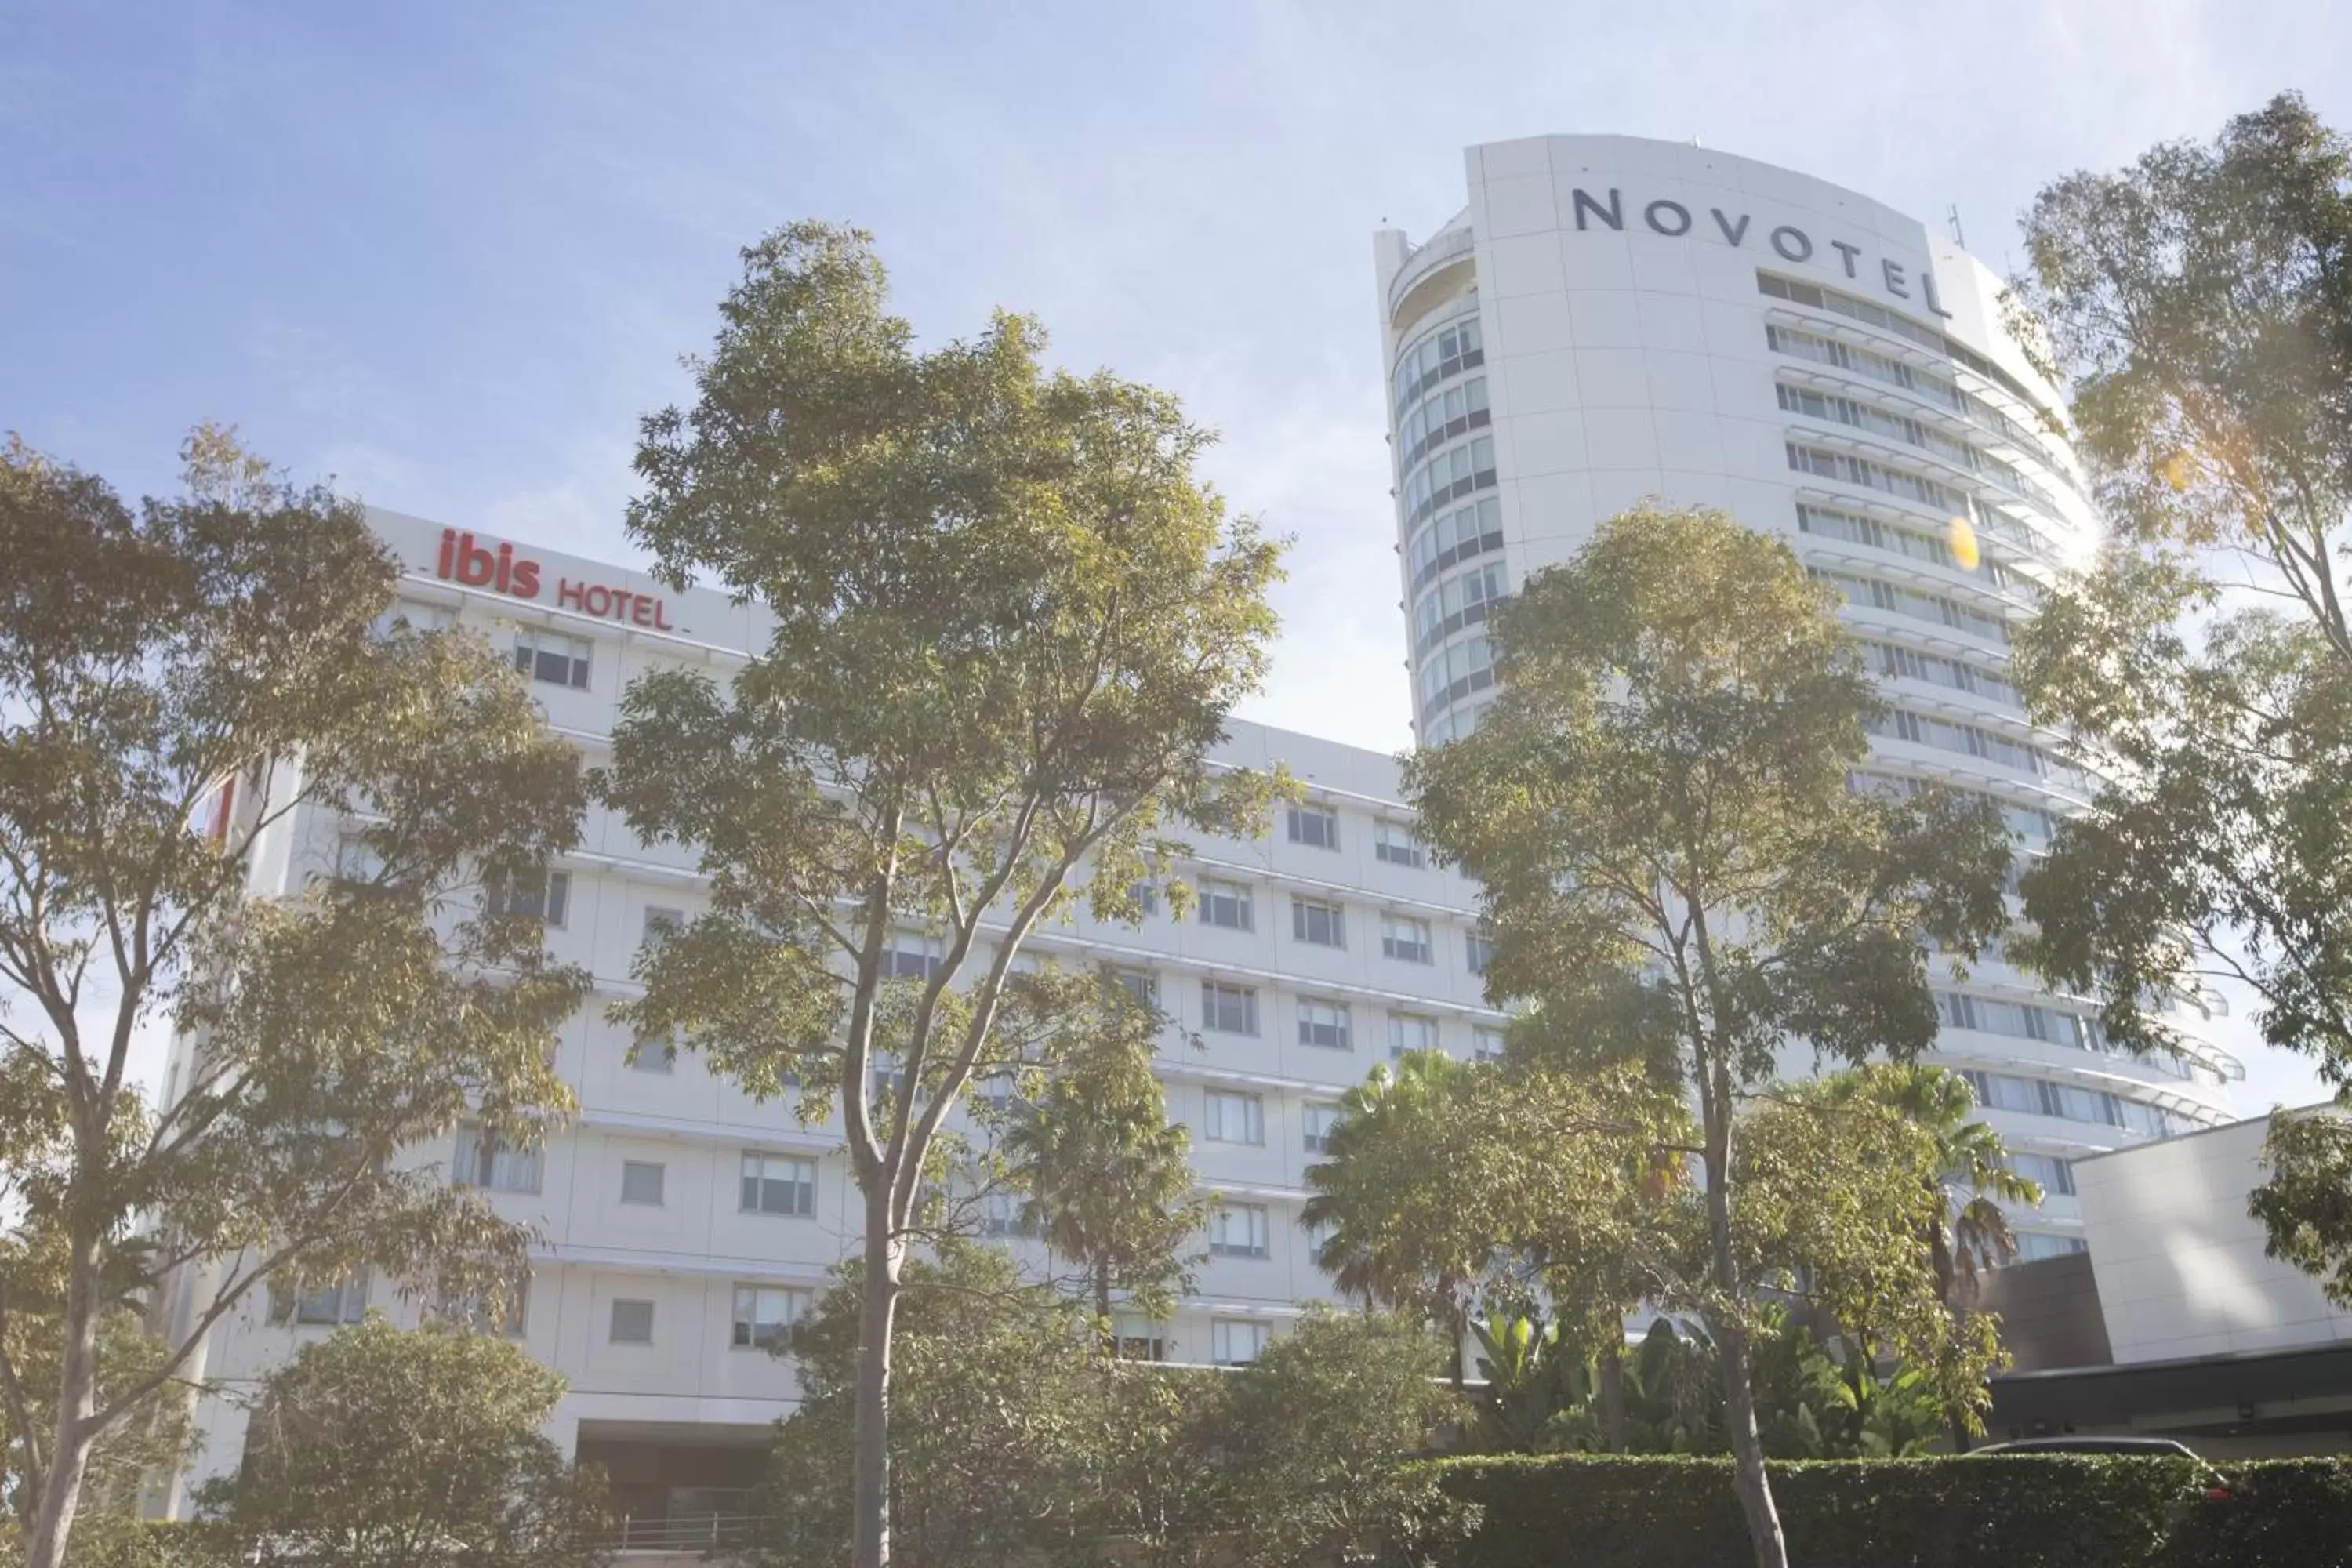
1559;186;1957;320
433;528;677;630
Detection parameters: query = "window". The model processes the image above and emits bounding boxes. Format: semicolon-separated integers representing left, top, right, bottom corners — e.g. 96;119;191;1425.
1784;442;1958;512
862;1049;911;1103
1374;821;1425;868
1473;1026;1507;1062
1407;495;1506;590
1287;804;1340;850
1388;1014;1440;1059
740;1152;816;1217
1397;374;1493;469
1201;981;1259;1036
619;1160;666;1207
437;1274;528;1338
1290;896;1345;949
1392;314;1485;416
1296;998;1352;1051
2013;1233;2089;1263
1864;638;2024;712
1381;914;1434;964
1111;968;1159;1008
1465;932;1495;975
484;866;569;927
882;929;943;980
1131;880;1162;916
983;1191;1040;1239
629;1036;675;1076
1211;1318;1272;1366
1302;1102;1343;1154
513;628;591;690
2006;1152;2077;1197
1414;560;1512;652
454;1127;543;1195
1115;1319;1169;1363
608;1298;655;1345
1204;1090;1265;1145
374;600;456;637
1809;565;2008;644
731;1284;811;1350
269;1274;368;1327
642;906;683;947
1417;632;1497;720
1403;436;1498;528
1209;1204;1271;1258
333;833;387;887
1199;879;1254;932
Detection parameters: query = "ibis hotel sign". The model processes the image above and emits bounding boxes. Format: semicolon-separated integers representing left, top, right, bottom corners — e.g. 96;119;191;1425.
433;528;677;630
1562;185;1956;320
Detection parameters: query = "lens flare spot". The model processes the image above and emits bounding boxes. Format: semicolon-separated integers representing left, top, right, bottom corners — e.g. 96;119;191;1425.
1947;515;1981;571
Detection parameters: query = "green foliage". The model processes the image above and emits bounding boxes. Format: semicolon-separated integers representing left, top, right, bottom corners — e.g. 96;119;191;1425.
994;998;1210;1326
194;1316;610;1568
1468;1316;1572;1453
0;1232;192;1537
1214;1309;1473;1567
0;430;587;1568
2249;1109;2352;1307
1527;1319;1724;1457
1744;1314;1944;1460
607;220;1285;1564
1406;504;2013;1566
1733;1076;2009;1437
1521;1310;1947;1463
744;1250;1468;1568
1424;1454;2352;1568
1300;1053;1493;1366
2007;94;2352;1289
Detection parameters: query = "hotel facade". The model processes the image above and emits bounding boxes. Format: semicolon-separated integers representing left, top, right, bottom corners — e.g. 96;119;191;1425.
158;509;1505;1541
1373;134;2238;1260
154;135;2241;1544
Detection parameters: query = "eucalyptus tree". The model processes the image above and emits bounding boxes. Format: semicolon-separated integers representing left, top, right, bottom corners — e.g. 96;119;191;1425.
604;222;1283;1568
0;431;588;1568
2006;93;2352;1289
1407;503;2012;1568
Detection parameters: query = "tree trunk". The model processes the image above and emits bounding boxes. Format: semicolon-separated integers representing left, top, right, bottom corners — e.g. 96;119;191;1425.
1704;1118;1788;1568
24;1237;102;1568
851;1190;905;1568
1599;1338;1628;1454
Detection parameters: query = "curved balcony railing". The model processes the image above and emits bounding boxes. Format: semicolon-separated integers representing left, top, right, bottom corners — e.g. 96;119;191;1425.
1385;226;1476;319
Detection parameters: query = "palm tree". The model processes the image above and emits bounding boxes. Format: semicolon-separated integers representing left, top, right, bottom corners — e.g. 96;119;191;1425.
1300;1050;1490;1384
997;1025;1210;1345
1813;1064;2041;1450
1853;1065;2041;1306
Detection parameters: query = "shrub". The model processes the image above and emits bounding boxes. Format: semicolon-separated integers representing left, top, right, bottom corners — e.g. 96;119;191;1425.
1421;1453;2352;1568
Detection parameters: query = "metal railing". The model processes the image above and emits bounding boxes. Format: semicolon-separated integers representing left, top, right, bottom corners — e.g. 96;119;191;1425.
611;1511;757;1552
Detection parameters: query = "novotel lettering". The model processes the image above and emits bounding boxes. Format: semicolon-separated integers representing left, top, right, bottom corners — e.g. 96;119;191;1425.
1562;187;1955;320
434;529;674;630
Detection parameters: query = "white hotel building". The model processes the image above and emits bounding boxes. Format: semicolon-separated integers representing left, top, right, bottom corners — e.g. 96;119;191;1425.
158;135;2247;1541
160;509;1504;1539
1373;135;2238;1256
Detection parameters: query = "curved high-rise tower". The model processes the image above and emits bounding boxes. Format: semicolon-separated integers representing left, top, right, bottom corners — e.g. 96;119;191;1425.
1374;135;2237;1254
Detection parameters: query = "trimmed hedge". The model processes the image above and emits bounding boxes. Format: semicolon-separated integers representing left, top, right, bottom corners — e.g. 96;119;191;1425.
1424;1454;2352;1568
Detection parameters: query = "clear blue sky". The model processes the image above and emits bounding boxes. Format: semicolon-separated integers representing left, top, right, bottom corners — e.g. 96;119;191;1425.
5;0;2343;1109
